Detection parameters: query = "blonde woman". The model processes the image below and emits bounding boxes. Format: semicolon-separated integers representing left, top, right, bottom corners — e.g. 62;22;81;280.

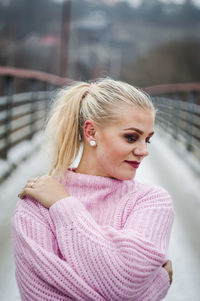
13;78;174;300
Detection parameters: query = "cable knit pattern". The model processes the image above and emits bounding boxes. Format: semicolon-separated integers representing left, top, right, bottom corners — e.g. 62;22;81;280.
12;170;174;301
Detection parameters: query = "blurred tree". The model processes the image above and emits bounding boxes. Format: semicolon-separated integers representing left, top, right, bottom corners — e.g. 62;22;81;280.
123;40;200;87
181;0;200;25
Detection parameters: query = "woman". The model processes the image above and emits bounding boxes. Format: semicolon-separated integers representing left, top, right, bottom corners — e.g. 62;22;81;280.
13;78;174;301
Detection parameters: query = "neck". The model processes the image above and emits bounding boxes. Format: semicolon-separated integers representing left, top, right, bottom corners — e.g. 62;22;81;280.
76;145;108;177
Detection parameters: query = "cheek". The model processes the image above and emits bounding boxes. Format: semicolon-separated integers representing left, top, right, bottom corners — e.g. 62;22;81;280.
98;137;130;163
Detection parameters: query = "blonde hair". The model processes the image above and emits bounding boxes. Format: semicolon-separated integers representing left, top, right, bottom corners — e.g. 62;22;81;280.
44;78;155;177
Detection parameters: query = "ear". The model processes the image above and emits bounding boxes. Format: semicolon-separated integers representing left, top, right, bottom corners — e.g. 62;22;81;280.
83;120;97;144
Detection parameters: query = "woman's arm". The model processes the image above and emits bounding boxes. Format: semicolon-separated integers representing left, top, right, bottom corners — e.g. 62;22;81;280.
12;198;104;301
47;186;174;301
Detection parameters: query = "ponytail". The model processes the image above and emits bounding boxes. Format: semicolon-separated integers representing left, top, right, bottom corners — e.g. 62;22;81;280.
44;82;89;178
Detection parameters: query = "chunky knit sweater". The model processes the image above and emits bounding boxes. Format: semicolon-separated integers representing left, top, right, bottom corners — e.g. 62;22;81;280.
12;170;174;301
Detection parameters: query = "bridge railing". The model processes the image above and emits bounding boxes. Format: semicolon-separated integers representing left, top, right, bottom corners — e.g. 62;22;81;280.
1;67;199;180
0;67;72;161
144;83;200;162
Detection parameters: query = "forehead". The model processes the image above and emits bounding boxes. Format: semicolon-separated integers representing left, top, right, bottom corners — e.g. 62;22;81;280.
111;105;154;132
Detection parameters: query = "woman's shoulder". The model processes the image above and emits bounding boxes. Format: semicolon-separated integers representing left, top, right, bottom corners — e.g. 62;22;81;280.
135;179;171;194
127;179;173;206
121;180;174;226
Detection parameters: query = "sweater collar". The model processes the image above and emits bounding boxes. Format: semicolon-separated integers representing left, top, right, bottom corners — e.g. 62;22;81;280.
64;169;134;196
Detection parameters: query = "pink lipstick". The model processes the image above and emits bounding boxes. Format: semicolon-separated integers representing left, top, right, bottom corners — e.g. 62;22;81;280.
125;161;140;169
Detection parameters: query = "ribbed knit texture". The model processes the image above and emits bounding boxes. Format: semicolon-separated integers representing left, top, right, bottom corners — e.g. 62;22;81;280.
12;170;174;301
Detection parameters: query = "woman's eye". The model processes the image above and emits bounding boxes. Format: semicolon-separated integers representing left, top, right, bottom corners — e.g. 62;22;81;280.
124;135;138;143
146;138;151;144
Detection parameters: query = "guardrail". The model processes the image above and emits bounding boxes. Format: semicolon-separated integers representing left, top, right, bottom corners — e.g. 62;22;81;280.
0;67;199;181
144;83;200;161
0;67;72;160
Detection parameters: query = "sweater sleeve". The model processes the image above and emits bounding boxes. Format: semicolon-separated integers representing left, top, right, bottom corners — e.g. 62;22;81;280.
49;186;174;301
12;198;105;301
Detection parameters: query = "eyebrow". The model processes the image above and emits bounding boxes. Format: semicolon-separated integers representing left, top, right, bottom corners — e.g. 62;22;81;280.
123;127;154;136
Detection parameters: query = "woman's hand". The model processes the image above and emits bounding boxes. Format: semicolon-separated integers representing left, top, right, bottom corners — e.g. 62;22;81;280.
18;175;69;209
163;259;173;285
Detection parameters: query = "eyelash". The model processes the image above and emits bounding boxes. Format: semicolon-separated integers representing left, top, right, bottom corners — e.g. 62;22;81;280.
124;134;138;143
124;134;151;144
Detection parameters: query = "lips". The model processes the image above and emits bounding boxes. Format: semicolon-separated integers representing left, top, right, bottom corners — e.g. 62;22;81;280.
125;160;141;169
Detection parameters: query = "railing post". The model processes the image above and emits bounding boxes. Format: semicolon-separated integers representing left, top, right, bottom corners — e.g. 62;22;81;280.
166;94;173;134
44;83;49;122
160;97;167;131
172;93;180;141
45;82;55;119
165;94;171;132
186;91;196;152
3;76;14;159
29;79;38;139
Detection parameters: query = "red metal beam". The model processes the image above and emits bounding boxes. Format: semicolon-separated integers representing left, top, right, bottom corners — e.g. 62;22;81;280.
0;66;74;86
144;83;200;95
1;66;199;95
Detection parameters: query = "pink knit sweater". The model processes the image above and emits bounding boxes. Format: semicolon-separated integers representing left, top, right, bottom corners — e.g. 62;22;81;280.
12;170;174;301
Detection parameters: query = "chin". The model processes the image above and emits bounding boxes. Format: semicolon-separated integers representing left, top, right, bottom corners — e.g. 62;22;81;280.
113;171;136;181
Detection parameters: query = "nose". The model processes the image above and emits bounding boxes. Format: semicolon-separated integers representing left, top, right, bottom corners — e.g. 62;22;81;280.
133;142;149;158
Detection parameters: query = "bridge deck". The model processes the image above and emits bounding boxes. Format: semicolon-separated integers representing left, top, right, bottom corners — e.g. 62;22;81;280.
0;133;199;300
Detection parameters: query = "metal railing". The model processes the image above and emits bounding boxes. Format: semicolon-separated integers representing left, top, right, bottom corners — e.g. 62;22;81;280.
0;67;72;160
1;68;199;180
144;83;200;161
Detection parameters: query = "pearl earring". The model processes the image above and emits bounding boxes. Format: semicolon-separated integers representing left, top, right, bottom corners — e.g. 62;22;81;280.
90;140;96;146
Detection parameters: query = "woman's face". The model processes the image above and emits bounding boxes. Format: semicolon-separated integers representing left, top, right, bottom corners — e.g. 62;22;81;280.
93;105;155;180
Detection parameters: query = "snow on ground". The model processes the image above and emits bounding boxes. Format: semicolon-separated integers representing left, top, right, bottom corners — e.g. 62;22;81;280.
0;131;43;178
0;143;48;301
0;131;200;300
